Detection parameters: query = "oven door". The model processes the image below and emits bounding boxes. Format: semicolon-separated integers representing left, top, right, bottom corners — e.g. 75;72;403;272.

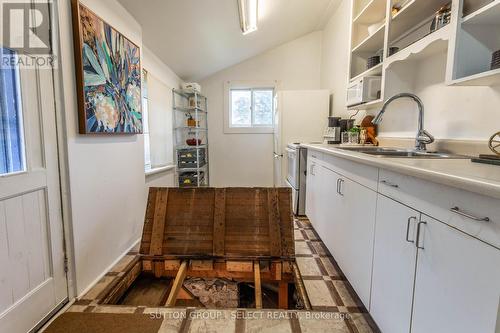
286;147;299;189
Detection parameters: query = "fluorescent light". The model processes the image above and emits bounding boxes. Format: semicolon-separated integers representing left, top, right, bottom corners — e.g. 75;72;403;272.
238;0;258;35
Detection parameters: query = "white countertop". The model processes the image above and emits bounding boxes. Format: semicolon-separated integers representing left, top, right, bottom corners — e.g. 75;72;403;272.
301;143;500;200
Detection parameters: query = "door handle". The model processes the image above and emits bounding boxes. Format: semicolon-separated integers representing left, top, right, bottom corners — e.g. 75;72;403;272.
338;179;345;196
416;221;427;250
450;207;490;222
381;180;399;188
406;216;417;243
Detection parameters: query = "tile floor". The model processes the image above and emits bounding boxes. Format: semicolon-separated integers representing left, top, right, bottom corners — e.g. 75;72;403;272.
62;217;380;333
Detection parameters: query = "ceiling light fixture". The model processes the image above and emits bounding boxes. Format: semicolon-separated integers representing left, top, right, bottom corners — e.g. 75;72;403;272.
238;0;258;35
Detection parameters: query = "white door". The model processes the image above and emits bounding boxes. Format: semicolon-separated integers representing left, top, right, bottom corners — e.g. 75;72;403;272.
411;215;500;333
0;55;68;331
370;195;419;333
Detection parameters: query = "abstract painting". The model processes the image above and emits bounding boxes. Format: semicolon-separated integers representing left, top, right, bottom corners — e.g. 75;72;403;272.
71;1;142;134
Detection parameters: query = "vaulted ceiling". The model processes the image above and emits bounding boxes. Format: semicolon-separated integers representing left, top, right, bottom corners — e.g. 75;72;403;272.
118;0;340;81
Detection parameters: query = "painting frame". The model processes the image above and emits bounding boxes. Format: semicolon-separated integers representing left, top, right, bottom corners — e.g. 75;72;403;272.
71;0;142;134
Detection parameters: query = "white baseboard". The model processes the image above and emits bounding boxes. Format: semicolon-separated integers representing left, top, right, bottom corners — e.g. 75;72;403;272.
76;238;141;299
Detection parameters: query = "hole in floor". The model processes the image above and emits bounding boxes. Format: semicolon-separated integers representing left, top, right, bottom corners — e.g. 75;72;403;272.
111;273;303;310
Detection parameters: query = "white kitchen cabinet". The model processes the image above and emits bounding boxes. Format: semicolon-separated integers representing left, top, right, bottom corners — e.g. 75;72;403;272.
327;167;377;308
411;215;500;333
371;195;419;333
317;166;343;257
305;153;320;227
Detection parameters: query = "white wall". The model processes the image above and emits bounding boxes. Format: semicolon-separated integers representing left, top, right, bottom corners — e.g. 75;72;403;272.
201;31;323;187
320;0;351;118
58;0;179;296
321;0;500;141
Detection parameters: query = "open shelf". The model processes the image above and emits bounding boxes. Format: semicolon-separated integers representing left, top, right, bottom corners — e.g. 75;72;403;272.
353;0;387;24
174;106;207;113
175;127;208;131
386;24;450;67
451;67;500;86
462;0;500;25
350;63;383;82
352;24;386;53
348;98;383;110
175;144;208;150
390;0;451;40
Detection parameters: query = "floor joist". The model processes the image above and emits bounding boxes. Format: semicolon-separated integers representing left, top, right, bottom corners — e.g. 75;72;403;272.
254;261;262;309
165;261;188;307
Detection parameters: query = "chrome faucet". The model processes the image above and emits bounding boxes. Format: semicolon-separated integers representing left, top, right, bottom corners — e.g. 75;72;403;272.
372;93;435;151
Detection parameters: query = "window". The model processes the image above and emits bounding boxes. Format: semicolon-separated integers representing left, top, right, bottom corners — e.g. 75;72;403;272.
0;48;25;175
224;81;276;134
230;88;274;127
142;69;151;170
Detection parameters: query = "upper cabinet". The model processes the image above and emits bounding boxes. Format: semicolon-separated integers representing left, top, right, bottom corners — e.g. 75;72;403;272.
448;0;500;85
347;0;500;110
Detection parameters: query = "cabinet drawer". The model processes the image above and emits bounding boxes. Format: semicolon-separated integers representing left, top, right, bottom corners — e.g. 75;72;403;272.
307;149;323;162
379;169;500;249
322;154;379;191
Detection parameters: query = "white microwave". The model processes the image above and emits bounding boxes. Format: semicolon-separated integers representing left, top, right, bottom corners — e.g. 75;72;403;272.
347;76;382;107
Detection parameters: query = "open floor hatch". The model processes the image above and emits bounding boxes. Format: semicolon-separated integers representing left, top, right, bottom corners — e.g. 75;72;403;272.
98;187;309;310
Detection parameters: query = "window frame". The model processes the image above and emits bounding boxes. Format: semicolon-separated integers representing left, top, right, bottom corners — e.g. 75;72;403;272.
142;69;152;171
0;48;26;177
224;80;278;134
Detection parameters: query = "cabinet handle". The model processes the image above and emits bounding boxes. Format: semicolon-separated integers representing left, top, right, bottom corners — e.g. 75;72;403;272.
338;179;345;196
381;180;399;188
450;207;490;222
406;216;417;243
416;221;427;250
310;164;315;176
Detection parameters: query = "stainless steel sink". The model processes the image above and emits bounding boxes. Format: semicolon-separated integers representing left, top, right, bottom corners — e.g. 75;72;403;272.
337;147;469;159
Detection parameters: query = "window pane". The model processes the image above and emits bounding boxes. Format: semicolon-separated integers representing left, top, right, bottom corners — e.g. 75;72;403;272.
231;90;251;126
253;90;273;126
144;134;151;170
0;48;25;175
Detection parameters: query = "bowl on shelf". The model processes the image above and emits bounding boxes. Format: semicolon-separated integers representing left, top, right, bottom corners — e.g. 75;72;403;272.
388;47;399;56
492;50;500;70
186;138;202;146
366;55;381;69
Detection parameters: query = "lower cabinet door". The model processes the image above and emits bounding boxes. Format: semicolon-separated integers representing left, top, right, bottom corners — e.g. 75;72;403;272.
370;195;419;333
305;158;318;225
336;174;377;308
411;215;500;333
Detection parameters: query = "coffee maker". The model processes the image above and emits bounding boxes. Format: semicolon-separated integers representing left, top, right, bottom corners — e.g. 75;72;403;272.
323;117;341;144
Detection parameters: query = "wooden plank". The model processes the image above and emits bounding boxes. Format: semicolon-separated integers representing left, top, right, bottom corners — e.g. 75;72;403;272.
164;260;181;271
212;188;226;256
165;261;188;307
190;260;213;271
226;261;254;272
273;262;282;281
278;282;288;309
254;261;262;309
150;189;169;255
154;261;164;278
142;260;152;272
267;189;282;257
